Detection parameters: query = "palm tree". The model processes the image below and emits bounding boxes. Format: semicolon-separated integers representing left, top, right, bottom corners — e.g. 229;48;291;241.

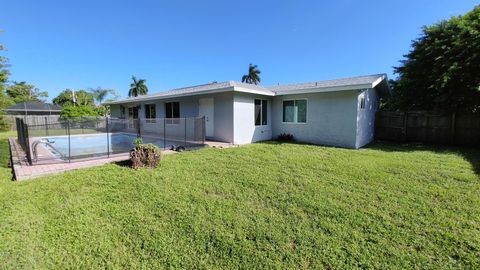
129;76;148;97
241;64;261;85
90;87;115;105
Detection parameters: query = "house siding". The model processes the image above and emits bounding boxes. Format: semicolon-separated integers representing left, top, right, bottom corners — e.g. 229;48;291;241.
212;92;234;143
233;92;272;144
355;88;378;148
109;87;380;149
272;91;359;148
109;93;234;143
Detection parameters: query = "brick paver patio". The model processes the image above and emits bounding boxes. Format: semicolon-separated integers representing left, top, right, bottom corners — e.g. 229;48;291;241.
9;138;234;181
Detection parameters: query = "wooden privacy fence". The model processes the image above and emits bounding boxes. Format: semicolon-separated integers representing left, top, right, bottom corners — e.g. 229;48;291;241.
375;111;480;147
4;115;61;130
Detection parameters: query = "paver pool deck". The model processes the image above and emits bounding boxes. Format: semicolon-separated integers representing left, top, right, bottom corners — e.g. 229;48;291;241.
9;138;234;181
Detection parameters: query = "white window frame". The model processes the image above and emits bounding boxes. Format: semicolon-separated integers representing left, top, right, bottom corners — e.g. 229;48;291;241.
254;99;268;126
282;99;308;124
144;104;156;123
165;101;180;125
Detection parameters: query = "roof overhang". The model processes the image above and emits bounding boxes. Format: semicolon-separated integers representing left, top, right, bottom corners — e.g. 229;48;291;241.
104;74;390;105
105;86;274;105
371;74;391;96
274;83;374;96
275;74;391;96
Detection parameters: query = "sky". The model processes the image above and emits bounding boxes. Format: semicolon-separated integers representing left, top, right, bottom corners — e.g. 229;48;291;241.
1;0;478;101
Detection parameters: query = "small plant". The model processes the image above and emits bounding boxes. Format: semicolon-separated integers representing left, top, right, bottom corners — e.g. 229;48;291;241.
277;133;295;141
133;138;143;148
130;140;161;169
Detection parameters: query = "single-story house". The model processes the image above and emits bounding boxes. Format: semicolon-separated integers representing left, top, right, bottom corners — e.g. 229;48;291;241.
106;74;390;149
4;102;62;116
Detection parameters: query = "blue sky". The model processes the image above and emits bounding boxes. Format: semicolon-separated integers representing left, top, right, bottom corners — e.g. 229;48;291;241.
1;0;478;101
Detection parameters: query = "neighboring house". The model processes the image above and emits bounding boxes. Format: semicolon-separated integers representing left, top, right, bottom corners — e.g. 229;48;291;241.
4;102;62;116
106;74;390;149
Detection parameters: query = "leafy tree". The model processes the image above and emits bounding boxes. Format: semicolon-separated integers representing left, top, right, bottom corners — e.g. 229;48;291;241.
89;88;120;116
0;40;13;131
128;76;148;97
89;87;118;105
384;6;480;113
104;89;120;103
5;81;48;103
0;42;9;92
241;64;261;85
53;89;95;107
59;105;100;120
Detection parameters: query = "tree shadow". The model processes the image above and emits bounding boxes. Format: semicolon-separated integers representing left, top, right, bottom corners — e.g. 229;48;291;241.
0;138;10;169
366;141;480;177
113;159;132;168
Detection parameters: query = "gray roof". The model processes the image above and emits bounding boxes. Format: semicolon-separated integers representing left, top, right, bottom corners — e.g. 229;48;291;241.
106;74;389;105
107;81;275;104
4;102;62;112
268;74;388;93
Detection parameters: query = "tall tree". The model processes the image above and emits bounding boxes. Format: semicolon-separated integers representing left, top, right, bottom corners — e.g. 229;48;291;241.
5;81;48;103
89;87;117;105
128;76;148;97
0;39;13;131
53;89;95;107
241;64;261;85
384;5;480;113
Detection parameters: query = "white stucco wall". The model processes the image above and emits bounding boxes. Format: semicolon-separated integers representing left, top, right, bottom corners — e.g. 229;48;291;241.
108;93;234;143
212;92;234;143
110;87;380;148
233;93;272;144
355;88;378;148
272;90;359;148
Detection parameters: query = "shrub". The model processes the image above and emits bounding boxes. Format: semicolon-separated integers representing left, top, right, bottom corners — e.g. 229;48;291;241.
0;115;11;131
130;141;161;169
133;138;143;148
60;105;100;120
277;133;295;141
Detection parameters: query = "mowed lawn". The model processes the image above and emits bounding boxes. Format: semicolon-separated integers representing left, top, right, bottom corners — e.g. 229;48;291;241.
0;131;479;269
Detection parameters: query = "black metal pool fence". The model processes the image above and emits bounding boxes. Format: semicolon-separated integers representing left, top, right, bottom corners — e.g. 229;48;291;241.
15;116;206;165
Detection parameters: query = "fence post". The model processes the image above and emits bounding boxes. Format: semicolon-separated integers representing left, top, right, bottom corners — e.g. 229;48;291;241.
425;114;429;142
67;120;71;163
450;112;456;145
403;111;408;142
24;120;32;165
163;118;166;150
202;116;206;144
184;117;187;147
137;118;141;137
106;117;110;158
45;116;48;136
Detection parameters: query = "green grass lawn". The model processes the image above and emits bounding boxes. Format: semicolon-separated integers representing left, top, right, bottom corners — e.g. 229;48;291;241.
0;131;479;269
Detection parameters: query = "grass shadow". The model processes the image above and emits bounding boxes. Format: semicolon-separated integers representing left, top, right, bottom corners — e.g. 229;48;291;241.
367;141;480;177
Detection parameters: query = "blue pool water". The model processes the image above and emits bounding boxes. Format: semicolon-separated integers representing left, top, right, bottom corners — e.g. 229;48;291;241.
41;133;173;159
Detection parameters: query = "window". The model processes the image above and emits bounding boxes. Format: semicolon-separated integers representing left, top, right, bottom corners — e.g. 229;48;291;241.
283;99;307;123
120;105;125;119
165;102;180;124
360;97;365;109
254;99;268;126
144;104;156;123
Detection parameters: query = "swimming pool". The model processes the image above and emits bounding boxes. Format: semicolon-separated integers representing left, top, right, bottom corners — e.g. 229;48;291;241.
39;133;178;160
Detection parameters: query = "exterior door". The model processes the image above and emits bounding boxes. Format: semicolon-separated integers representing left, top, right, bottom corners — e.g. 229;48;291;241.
199;98;214;137
128;106;138;129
